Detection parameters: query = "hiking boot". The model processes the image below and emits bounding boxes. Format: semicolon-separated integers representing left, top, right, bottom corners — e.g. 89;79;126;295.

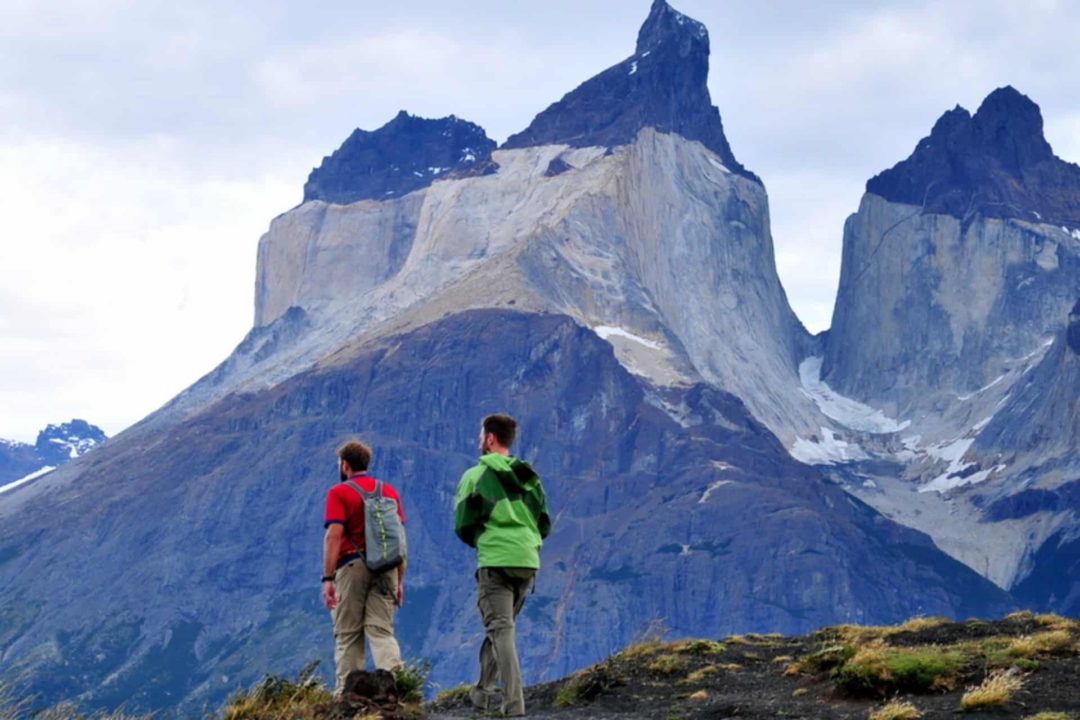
469;686;501;711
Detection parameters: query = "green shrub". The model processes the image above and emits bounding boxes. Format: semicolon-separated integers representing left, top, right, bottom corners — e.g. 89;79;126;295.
680;639;726;656
834;645;966;696
553;663;619;708
794;644;856;674
222;660;331;720
647;654;689;674
432;684;471;704
393;659;431;703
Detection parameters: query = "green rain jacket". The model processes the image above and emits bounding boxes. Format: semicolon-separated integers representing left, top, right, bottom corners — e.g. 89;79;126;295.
454;453;551;569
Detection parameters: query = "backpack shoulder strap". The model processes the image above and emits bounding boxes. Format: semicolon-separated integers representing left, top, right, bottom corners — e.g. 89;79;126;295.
345;479;373;498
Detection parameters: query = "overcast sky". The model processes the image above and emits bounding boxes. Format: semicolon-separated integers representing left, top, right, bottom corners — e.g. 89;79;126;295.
2;0;1079;443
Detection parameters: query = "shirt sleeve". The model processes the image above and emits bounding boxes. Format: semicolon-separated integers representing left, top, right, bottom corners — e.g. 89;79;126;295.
324;487;346;527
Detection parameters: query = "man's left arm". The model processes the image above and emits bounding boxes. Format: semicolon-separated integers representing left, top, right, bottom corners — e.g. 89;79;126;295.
535;481;552;539
394;492;407;608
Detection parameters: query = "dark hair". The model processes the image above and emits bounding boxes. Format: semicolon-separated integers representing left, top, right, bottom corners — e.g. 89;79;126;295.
337;440;372;472
483;413;518;447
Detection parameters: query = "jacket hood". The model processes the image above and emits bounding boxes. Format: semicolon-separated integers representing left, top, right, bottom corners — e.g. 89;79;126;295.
479;453;539;490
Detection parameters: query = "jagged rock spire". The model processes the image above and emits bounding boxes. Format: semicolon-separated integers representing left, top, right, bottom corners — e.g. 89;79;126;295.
866;86;1080;226
503;0;757;182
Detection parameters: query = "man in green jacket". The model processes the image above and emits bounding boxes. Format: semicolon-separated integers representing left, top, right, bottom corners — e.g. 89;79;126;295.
455;413;551;717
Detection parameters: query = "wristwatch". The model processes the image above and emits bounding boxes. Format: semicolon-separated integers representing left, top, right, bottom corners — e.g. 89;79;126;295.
321;575;334;583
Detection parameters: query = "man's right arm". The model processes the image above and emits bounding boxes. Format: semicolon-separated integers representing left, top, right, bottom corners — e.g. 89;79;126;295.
322;523;343;610
454;468;486;547
322;488;346;610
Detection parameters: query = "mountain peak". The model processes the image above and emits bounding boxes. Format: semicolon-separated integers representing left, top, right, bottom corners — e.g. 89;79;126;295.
503;1;757;182
971;85;1053;170
303;113;496;205
636;0;708;54
866;86;1080;225
34;419;106;464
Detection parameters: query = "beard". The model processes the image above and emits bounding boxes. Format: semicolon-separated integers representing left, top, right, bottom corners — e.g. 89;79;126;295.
340;468;348;482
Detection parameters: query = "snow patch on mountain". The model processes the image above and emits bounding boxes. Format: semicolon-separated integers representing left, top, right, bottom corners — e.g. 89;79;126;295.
791;427;869;466
698;478;732;504
956;374;1007;401
0;465;55;495
595;325;661;350
707;156;730;174
799;357;910;434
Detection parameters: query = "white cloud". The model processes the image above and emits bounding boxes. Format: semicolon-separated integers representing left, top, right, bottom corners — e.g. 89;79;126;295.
0;135;297;441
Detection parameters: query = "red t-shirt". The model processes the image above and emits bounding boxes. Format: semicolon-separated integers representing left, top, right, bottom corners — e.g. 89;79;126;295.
324;474;406;563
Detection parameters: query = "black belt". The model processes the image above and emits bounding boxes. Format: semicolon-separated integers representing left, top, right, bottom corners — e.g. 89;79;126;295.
336;552;362;570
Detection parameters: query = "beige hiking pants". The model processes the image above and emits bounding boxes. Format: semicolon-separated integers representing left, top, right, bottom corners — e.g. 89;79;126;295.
331;559;402;694
472;567;535;717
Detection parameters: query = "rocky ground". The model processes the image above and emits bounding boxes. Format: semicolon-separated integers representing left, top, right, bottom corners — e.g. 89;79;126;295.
426;613;1078;720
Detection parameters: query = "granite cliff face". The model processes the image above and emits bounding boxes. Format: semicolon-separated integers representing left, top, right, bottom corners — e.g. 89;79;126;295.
244;0;819;445
813;88;1080;607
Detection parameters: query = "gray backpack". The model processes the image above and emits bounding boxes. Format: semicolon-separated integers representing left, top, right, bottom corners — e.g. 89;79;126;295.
345;480;406;573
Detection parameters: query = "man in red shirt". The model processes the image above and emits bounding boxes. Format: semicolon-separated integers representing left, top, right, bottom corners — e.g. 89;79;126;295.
321;440;407;694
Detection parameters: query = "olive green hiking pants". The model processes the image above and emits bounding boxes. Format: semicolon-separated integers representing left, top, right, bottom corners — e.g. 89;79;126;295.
471;567;535;717
332;559;402;694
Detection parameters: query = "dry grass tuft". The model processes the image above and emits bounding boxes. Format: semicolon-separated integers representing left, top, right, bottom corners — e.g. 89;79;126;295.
960;670;1024;710
674;639;727;656
615;638;665;662
678;666;718;686
868;699;922;720
792;688;810;697
1021;713;1072;720
820;624;890;644
433;684;471;704
783;662;805;677
1008;630;1075;658
1034;614;1077;632
894;617;948;634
